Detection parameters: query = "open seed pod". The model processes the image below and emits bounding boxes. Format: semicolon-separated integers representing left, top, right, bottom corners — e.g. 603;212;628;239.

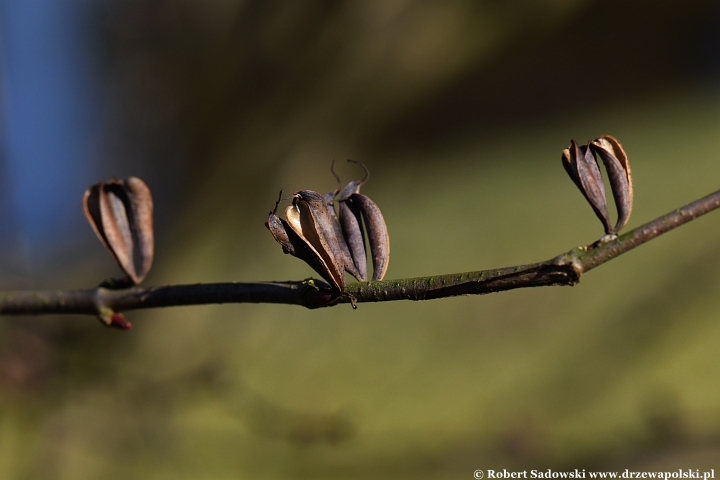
590;135;633;233
289;190;350;291
562;139;612;234
562;136;633;236
267;160;390;290
83;177;154;285
266;190;347;293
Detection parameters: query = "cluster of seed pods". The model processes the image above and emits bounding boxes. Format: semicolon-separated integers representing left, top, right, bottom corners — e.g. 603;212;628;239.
266;161;390;295
78;141;628;324
562;135;633;237
83;177;154;329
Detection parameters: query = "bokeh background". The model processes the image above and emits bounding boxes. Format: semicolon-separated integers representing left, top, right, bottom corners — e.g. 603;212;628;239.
1;0;720;478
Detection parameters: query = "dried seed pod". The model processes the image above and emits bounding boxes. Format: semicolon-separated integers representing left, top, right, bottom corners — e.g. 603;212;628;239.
562;140;613;234
333;160;390;281
266;192;341;291
339;198;367;281
590;135;633;233
290;190;348;291
349;193;389;281
83;177;154;284
336;160;369;281
322;189;365;281
267;160;390;289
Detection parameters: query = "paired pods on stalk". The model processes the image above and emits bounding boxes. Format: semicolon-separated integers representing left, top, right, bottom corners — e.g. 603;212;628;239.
265;161;389;294
562;135;633;237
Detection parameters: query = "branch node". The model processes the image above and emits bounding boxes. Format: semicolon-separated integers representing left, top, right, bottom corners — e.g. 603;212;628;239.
551;247;586;277
300;278;340;309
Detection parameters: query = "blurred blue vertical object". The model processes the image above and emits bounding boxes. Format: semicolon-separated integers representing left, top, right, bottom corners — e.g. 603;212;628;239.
0;0;99;272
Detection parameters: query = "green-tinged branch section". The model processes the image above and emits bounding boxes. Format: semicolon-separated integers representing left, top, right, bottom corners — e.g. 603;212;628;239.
0;188;718;325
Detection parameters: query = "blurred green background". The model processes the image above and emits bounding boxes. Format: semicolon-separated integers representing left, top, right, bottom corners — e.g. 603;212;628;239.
1;0;720;478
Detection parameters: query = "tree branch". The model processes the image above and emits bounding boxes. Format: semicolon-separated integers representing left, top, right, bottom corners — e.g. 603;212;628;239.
1;188;719;319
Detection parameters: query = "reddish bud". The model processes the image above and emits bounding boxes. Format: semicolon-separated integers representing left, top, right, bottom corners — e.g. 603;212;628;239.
108;313;133;330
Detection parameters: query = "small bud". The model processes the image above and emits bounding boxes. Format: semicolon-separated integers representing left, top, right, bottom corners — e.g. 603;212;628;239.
96;306;133;330
108;313;133;330
83;177;154;285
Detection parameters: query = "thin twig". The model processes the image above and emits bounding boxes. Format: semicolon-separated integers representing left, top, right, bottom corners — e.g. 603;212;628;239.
1;188;719;319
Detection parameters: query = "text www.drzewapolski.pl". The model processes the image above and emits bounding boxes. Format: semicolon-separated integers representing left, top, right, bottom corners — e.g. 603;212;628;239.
475;469;715;480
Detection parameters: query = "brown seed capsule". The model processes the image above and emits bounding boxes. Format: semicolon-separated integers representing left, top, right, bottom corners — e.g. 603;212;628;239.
333;160;390;281
590;135;633;233
322;189;365;282
266;193;341;292
83;177;154;285
268;160;390;289
562;140;613;234
349;193;389;281
339;198;367;281
334;161;370;282
290;191;348;291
